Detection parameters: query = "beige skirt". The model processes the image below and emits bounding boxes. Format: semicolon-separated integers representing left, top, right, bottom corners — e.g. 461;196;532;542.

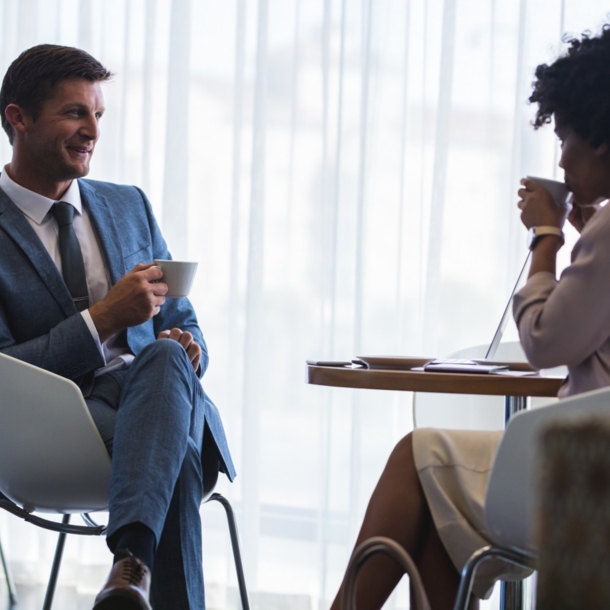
412;428;533;600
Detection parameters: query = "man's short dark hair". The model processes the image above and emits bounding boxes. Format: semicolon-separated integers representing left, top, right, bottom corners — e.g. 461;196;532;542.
0;44;113;145
530;25;610;147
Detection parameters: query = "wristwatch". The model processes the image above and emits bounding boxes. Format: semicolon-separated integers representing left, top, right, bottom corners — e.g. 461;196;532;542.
527;226;565;250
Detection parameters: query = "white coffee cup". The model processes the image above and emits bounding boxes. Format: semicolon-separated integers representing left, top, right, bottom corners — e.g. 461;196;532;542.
153;260;198;298
526;176;570;206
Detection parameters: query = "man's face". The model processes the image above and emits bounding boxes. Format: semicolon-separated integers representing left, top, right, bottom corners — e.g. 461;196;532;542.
22;78;105;181
556;120;610;206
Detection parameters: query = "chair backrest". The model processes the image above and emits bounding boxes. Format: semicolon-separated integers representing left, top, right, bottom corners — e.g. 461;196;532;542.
0;352;111;513
414;341;527;431
484;384;610;555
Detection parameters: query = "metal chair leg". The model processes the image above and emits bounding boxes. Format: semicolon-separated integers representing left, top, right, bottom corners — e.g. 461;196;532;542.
206;493;250;610
0;535;17;605
452;546;534;610
42;514;70;610
341;537;431;610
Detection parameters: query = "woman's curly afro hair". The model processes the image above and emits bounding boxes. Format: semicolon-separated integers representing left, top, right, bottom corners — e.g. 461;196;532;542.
530;24;610;147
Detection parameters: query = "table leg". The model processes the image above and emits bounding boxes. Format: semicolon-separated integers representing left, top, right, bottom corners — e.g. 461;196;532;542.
504;395;527;423
500;395;528;610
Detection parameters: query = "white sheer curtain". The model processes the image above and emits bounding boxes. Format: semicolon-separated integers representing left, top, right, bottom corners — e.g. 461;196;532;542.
1;1;609;608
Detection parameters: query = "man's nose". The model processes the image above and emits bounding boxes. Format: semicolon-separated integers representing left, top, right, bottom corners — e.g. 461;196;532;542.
80;113;100;140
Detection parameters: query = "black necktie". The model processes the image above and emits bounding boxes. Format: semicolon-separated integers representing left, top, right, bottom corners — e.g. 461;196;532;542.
50;202;90;312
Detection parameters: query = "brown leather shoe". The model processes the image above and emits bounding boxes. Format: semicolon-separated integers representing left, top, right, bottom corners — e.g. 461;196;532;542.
93;550;152;610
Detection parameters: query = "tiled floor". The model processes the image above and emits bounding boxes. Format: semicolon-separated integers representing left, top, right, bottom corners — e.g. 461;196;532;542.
0;579;314;610
0;582;95;610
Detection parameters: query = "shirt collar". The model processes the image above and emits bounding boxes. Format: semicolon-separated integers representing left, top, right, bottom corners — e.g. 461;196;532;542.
0;167;82;225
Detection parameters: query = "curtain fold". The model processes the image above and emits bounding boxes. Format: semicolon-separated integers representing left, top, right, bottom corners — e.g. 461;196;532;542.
0;1;608;608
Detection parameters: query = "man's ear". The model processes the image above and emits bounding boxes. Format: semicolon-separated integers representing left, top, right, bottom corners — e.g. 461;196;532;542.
4;103;29;138
595;142;609;156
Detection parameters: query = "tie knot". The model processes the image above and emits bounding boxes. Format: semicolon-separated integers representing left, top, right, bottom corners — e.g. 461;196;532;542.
51;201;75;227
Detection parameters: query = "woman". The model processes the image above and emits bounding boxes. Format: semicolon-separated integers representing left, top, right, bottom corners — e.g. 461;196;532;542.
330;26;610;610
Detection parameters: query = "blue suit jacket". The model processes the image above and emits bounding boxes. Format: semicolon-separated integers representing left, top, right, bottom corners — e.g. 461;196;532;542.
0;178;235;480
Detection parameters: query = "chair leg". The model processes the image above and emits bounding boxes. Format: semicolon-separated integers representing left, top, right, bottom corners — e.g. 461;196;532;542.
207;493;250;610
452;546;534;610
0;535;17;605
42;515;70;610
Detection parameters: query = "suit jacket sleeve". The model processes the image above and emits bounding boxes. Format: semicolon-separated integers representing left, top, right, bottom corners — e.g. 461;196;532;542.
0;292;105;379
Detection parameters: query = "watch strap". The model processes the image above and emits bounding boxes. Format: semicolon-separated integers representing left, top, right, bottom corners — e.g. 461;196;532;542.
528;226;565;250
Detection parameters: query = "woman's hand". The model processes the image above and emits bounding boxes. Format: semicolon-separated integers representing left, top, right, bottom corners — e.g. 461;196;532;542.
517;178;569;229
567;200;603;233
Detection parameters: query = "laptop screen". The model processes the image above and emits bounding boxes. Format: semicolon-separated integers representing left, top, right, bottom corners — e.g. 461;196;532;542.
484;251;532;360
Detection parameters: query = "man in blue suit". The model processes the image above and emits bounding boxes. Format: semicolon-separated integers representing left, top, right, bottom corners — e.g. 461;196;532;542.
0;45;234;609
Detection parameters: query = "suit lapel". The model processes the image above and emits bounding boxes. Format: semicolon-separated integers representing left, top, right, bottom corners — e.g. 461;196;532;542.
78;180;125;285
0;188;76;316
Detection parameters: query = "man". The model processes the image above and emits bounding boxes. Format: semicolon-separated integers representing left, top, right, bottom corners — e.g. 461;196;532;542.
0;44;235;610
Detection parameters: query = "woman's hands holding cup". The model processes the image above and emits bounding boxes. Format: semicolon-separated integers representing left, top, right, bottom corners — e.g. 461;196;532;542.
517;177;570;229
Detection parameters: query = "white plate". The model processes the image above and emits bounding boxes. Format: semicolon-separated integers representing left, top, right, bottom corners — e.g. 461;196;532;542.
356;356;435;370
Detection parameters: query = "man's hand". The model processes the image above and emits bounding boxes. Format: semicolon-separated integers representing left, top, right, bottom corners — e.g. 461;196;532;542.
517;178;569;229
89;263;167;342
567;199;603;233
157;328;202;372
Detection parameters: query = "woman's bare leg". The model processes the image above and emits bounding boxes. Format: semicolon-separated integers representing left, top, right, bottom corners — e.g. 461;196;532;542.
417;514;479;610
329;432;478;610
329;433;428;610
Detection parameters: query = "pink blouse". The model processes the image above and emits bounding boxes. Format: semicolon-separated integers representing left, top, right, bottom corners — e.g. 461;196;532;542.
513;203;610;398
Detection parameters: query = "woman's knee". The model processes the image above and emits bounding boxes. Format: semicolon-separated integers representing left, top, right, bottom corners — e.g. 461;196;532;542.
389;432;415;466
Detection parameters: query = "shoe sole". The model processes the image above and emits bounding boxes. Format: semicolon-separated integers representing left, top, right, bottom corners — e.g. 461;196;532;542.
93;592;150;610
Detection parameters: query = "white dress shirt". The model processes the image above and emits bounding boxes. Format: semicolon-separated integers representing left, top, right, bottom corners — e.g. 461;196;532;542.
0;168;134;375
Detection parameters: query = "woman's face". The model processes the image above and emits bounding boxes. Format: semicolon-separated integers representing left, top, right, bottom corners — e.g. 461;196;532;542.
556;121;610;206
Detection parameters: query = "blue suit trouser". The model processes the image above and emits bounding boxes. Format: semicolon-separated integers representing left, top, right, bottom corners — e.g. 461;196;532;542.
86;339;206;610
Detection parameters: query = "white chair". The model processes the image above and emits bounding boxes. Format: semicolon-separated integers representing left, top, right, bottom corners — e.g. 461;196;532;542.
414;341;556;431
414;341;512;431
452;384;610;610
0;351;249;610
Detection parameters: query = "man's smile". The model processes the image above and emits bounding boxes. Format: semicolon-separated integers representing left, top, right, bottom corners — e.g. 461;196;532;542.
66;144;92;156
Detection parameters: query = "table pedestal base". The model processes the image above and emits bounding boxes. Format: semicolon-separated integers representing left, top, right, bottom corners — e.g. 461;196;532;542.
500;581;524;610
501;396;528;610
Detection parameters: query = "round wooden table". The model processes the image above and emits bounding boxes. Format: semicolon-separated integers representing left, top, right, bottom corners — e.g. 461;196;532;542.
306;362;565;610
307;364;564;397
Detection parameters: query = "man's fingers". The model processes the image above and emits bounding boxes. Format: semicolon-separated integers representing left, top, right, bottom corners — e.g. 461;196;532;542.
140;265;164;282
131;262;158;274
157;327;200;371
186;342;202;370
179;331;193;350
167;327;183;342
151;282;169;296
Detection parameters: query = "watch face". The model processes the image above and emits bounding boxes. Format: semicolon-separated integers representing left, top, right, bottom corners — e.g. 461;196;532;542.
527;227;536;250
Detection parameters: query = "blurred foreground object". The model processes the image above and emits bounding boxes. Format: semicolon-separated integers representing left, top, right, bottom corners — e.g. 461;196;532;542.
537;418;610;609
